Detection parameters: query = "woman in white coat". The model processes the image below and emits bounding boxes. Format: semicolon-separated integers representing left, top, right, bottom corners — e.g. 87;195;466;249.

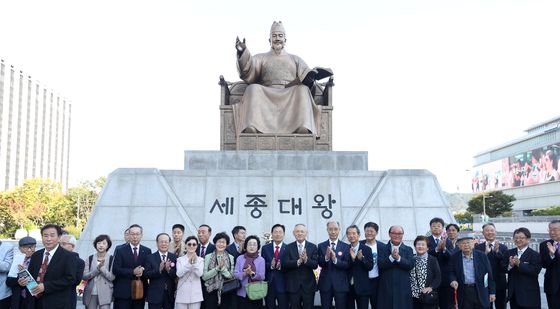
176;236;204;309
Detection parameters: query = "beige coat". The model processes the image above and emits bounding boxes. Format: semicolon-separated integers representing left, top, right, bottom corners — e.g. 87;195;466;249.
175;255;204;304
82;255;115;306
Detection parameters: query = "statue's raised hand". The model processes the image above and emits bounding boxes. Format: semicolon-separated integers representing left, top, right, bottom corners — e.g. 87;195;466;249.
236;36;246;54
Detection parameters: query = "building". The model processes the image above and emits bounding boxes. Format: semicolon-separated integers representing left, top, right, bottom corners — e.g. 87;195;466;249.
472;116;560;215
0;59;71;190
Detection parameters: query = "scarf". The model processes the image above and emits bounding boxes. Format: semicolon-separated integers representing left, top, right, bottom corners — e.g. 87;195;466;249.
243;251;259;274
206;252;231;304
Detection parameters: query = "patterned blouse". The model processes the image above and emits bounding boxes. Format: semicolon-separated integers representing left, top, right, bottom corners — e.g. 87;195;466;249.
410;253;428;298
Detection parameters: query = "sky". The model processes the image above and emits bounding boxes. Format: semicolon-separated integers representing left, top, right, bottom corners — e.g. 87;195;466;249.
1;0;559;193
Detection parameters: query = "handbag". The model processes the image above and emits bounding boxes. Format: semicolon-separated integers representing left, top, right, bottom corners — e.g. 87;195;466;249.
246;281;268;300
413;259;438;305
221;278;241;294
131;277;144;300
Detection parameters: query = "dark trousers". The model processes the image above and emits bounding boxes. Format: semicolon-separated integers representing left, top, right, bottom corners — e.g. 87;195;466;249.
509;294;540;309
206;290;235;309
114;298;146;309
237;295;263;309
460;286;483;309
319;290;346;309
490;288;506;309
367;277;380;309
412;297;438;309
346;285;368;309
0;296;11;309
288;290;314;309
148;299;174;309
201;279;209;309
546;290;560;309
265;286;288;309
438;285;454;309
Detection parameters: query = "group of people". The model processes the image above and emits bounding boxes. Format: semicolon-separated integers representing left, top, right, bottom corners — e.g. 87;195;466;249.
0;219;559;309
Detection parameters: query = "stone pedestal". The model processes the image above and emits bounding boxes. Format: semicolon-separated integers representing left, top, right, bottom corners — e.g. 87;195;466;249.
77;151;453;258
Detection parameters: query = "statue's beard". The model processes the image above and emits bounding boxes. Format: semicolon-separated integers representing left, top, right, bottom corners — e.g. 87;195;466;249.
271;41;284;52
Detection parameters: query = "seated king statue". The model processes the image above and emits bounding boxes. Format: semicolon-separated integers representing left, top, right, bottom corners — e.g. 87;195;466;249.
233;21;331;137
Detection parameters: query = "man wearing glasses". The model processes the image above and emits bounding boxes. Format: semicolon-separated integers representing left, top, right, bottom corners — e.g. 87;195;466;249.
377;225;414;309
541;220;560;308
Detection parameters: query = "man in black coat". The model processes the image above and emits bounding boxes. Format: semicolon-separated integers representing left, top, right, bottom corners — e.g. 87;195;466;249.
427;217;455;309
226;225;246;264
506;227;541;309
346;225;373;309
541;219;560;309
113;224;152;309
18;224;78;309
450;233;496;309
281;223;318;309
59;234;85;309
144;233;177;309
261;224;289;309
474;223;508;309
196;224;215;309
317;221;351;309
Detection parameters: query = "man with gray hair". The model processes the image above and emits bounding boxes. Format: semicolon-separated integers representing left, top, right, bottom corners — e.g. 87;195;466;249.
541;219;560;308
234;21;332;136
60;233;85;309
317;221;350;309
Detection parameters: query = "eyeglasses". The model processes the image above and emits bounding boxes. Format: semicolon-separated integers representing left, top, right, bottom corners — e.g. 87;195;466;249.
186;243;197;247
390;232;404;236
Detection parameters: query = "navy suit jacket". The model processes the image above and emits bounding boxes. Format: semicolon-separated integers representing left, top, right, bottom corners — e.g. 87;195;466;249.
281;241;318;294
317;240;351;293
474;242;508;290
449;250;495;309
71;253;85;309
112;244;152;300
427;235;452;257
377;242;414;309
436;240;460;285
540;239;560;295
359;239;387;276
507;247;542;308
261;242;287;293
197;242;215;258
226;243;241;264
144;251;178;304
27;247;78;309
347;243;373;295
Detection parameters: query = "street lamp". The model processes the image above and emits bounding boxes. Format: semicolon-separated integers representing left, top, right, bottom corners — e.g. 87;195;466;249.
481;192;492;222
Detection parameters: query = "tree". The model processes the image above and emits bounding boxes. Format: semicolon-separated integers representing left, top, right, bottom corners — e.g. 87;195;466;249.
454;211;473;223
467;191;515;218
531;205;560;216
66;177;106;229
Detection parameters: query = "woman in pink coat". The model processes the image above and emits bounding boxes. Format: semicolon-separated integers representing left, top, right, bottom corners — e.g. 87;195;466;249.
176;236;205;309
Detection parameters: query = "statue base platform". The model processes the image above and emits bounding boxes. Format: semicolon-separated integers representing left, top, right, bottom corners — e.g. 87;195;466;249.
77;150;453;258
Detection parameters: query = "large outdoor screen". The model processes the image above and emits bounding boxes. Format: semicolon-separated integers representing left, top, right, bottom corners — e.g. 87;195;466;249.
472;142;560;192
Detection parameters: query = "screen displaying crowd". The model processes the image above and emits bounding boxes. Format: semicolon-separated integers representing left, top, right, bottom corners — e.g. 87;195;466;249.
1;219;559;309
472;143;560;192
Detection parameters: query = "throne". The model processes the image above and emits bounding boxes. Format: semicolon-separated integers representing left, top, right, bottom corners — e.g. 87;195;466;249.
219;76;334;150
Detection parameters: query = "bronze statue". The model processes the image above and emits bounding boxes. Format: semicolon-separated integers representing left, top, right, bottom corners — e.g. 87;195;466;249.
233;21;331;136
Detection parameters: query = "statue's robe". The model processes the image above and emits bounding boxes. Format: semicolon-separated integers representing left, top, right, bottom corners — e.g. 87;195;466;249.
233;48;321;136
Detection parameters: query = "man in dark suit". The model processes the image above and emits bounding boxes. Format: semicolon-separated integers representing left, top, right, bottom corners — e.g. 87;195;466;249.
360;222;385;309
475;223;508;309
197;224;215;309
18;224;78;309
226;225;246;264
145;233;177;309
113;224;152;309
377;225;414;309
450;233;496;309
261;223;289;309
282;223;318;309
507;227;542;309
318;221;350;309
541;219;560;309
59;233;85;309
346;225;373;309
428;217;455;309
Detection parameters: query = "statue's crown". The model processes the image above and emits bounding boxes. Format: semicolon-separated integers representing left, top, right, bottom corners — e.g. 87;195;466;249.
270;21;285;33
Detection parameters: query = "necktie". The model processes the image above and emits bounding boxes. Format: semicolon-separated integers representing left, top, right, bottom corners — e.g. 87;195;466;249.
331;242;336;251
175;243;181;256
133;247;138;261
298;244;303;254
21;257;30;298
200;245;206;257
37;252;50;283
162;254;166;262
435;238;439;245
489;243;493;249
274;245;280;259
